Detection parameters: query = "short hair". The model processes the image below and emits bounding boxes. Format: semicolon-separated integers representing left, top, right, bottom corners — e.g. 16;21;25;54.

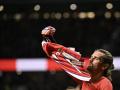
95;49;114;81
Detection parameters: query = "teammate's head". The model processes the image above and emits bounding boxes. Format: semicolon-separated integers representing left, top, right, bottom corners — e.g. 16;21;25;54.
88;49;114;81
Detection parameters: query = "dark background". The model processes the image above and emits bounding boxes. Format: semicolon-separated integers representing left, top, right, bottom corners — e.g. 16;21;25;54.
0;0;120;90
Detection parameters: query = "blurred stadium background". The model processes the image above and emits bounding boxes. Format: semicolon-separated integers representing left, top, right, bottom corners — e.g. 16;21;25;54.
0;0;120;90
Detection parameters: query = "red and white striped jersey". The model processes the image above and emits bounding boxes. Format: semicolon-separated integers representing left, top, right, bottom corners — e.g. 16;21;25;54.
42;41;91;81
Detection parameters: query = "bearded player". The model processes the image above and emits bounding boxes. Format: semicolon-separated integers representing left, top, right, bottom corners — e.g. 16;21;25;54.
41;26;114;90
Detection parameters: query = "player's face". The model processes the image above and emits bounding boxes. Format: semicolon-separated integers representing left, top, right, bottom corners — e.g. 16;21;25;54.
87;51;104;72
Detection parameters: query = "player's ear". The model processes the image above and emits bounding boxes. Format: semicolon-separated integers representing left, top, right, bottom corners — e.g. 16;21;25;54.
102;63;109;70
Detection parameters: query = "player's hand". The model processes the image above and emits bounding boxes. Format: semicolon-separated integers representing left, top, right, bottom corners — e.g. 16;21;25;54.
41;26;56;36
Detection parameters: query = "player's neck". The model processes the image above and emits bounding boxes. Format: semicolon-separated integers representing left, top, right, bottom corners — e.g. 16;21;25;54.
90;72;103;83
